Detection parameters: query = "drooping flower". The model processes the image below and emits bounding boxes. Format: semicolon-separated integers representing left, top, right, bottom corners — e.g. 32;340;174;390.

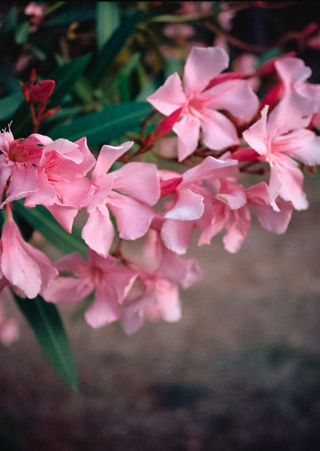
43;250;137;329
120;229;201;334
148;46;259;160
243;99;320;210
275;57;320;114
197;179;293;253
159;155;238;254
82;141;160;257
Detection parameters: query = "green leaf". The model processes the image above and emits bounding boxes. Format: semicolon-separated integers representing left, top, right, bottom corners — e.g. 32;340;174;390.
0;92;23;121
49;101;152;146
13;202;86;256
89;9;143;85
14;294;77;389
50;54;91;104
96;2;120;50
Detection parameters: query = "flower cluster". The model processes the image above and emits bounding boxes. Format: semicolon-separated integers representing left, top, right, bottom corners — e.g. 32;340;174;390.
1;46;320;339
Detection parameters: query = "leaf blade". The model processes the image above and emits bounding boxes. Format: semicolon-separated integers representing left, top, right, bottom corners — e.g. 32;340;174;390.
89;9;143;85
14;294;78;389
49;101;152;146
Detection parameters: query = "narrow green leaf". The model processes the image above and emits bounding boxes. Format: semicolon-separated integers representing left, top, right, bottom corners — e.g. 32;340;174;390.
89;9;143;85
49;101;152;146
96;2;120;50
14;294;77;389
13;202;86;256
50;54;91;104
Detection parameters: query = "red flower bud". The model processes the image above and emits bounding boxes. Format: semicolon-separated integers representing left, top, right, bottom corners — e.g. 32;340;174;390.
29;80;55;103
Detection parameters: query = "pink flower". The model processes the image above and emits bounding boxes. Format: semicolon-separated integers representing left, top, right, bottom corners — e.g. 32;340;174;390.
160;155;238;254
82;141;160;257
0;130;42;207
120;230;201;334
43;251;137;329
197;179;292;253
24;135;95;231
0;208;57;299
147;47;259;161
243;99;320;210
275;57;320;115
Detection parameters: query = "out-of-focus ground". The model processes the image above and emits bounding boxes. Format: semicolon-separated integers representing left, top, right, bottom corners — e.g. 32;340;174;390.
1;178;320;451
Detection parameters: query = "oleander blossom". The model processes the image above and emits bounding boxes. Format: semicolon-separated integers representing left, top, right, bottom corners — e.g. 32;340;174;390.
82;141;160;257
120;229;201;334
0;130;95;232
243;98;320;210
43;250;137;328
147;46;259;161
159;155;238;254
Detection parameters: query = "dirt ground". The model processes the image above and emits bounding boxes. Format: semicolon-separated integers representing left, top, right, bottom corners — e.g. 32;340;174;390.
1;178;320;451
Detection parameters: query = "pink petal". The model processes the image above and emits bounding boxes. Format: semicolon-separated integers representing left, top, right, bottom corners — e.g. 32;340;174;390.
1;219;57;298
201;109;239;150
158;249;201;288
161;219;194;254
42;138;83;163
275;57;312;91
164;188;204;221
183;47;229;95
121;305;144;335
182;155;238;185
270;159;308;210
267;92;313;137
45;205;78;233
197;212;225;246
112;162;160;206
55;252;87;273
215;188;247;210
24;170;56;207
173;114;201;161
82;205;114;257
223;208;251;253
108;192;154;240
273;129;320;165
242;106;269;155
109;266;137;303
43;277;93;303
3;165;39;205
74;137;96;174
154;280;181;322
121;229;163;272
147;73;186;115
254;199;293;234
85;283;120;328
92;141;133;178
205;79;259;122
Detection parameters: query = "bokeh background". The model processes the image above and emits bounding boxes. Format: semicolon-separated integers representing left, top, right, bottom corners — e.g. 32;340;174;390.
1;2;320;450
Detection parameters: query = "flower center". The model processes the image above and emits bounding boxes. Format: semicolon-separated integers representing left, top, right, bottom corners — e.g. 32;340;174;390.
8;138;42;164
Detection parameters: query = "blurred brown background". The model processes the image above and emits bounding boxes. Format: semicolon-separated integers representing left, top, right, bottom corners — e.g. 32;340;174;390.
1;178;320;451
